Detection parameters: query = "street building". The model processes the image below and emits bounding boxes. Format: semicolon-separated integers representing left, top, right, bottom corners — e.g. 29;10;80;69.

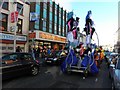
29;0;68;51
0;0;30;56
0;0;86;56
114;1;120;53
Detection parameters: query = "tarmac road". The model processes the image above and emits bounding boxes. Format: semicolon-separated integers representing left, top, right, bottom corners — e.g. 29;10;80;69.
2;59;112;89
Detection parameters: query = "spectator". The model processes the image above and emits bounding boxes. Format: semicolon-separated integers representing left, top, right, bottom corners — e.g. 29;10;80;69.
36;46;40;59
16;46;22;52
47;48;51;55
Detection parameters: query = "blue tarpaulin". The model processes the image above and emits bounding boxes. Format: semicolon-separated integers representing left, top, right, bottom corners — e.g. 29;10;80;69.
61;49;99;74
61;49;78;73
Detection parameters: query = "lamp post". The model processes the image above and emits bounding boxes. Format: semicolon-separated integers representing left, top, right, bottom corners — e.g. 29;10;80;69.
13;0;30;52
13;3;17;52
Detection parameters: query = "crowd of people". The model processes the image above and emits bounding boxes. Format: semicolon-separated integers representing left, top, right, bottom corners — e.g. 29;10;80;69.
28;45;59;60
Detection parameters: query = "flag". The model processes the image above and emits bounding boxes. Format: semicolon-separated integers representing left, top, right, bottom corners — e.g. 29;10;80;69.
67;11;74;20
30;12;39;22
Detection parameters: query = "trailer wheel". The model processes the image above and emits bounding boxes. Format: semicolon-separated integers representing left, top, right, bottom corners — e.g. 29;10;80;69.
84;70;88;77
66;66;71;74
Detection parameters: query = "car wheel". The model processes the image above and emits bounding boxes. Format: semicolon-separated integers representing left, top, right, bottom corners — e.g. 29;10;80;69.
84;70;88;77
31;66;39;76
66;66;71;74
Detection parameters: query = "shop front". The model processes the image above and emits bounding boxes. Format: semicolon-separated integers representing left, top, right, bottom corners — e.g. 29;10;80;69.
29;31;67;51
0;33;27;56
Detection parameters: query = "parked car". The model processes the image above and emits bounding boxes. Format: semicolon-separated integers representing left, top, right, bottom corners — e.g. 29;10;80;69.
107;53;118;68
45;50;67;65
1;52;40;80
109;55;120;90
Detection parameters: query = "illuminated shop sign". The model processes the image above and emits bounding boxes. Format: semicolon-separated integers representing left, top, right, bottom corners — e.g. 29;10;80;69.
39;32;66;42
29;32;36;38
0;33;27;41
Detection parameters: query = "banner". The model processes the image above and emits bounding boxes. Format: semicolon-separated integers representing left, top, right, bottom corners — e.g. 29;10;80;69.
30;12;39;21
11;11;18;23
67;11;74;20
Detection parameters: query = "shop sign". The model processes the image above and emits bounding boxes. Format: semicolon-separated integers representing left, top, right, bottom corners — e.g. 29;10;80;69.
39;32;54;40
39;32;66;42
29;32;36;38
0;33;26;41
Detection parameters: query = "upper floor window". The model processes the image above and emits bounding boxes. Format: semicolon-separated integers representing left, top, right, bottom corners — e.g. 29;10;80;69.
54;23;57;35
43;8;47;18
63;21;65;27
50;5;52;12
43;20;46;32
0;13;8;31
55;15;57;23
59;25;61;35
49;21;52;33
43;2;47;9
1;2;9;10
35;20;39;29
36;4;40;14
34;4;40;29
50;12;52;21
36;2;40;5
59;7;61;13
59;18;61;25
50;0;53;4
17;3;23;15
17;18;22;34
55;7;57;15
55;4;57;9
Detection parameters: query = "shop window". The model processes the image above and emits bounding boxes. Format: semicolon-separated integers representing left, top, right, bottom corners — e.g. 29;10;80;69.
0;13;8;31
1;2;9;10
17;3;23;15
17;18;22;34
